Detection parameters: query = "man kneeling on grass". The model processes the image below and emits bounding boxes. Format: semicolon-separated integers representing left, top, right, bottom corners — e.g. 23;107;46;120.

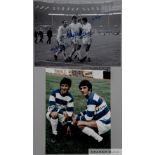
73;80;111;143
46;77;74;143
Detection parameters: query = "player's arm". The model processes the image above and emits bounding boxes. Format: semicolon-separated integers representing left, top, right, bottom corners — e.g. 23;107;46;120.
86;24;92;37
88;24;92;36
89;26;92;37
67;25;72;38
65;96;74;121
76;110;87;121
79;23;83;36
57;27;63;43
80;103;95;121
48;90;58;118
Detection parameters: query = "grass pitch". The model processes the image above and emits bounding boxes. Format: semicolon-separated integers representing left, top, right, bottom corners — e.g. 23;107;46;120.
46;74;111;154
35;34;121;67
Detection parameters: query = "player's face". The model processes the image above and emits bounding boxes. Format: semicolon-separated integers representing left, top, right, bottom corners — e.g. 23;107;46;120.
63;21;68;27
80;86;90;97
60;84;70;95
72;18;77;23
82;20;86;25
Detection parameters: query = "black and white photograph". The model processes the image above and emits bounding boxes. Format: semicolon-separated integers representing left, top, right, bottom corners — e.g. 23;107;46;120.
34;0;121;67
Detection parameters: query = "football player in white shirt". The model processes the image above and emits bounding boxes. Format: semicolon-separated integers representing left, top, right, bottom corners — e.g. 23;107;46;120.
80;17;92;62
67;16;83;62
54;20;69;62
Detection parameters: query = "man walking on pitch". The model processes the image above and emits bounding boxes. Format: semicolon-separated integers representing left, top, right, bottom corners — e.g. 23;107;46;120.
54;20;69;62
80;17;92;62
67;15;83;62
47;28;53;44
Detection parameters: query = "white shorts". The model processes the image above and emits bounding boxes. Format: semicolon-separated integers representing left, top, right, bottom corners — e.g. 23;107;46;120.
96;120;111;135
57;36;70;45
71;36;81;45
82;37;92;45
46;111;65;124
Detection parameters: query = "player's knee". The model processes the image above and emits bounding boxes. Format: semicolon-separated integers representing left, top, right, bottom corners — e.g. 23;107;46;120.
107;124;111;131
51;112;58;119
46;111;51;120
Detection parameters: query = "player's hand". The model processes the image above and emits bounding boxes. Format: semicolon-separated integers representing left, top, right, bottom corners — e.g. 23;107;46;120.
50;112;58;119
63;112;68;121
72;114;77;125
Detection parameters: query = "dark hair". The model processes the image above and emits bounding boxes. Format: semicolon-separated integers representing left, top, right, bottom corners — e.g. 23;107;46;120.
62;20;67;24
78;18;81;22
60;77;72;87
82;17;87;23
72;15;77;20
79;80;92;91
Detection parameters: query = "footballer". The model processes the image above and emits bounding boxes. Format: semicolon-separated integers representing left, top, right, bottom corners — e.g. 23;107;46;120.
67;15;83;62
54;20;69;62
80;17;92;62
73;80;111;142
46;77;74;143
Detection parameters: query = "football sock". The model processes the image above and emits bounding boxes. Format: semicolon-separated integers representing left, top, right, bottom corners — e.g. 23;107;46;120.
62;51;66;60
77;49;82;59
86;51;89;58
70;48;76;58
82;127;103;142
50;118;58;135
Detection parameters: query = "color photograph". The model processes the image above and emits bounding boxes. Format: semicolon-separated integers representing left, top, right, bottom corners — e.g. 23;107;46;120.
45;68;111;154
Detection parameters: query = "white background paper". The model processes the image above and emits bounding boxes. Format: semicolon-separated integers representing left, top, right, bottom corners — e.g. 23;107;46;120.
0;0;155;155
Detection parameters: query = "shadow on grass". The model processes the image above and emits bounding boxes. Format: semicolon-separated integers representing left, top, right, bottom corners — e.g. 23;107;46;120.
46;121;111;154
